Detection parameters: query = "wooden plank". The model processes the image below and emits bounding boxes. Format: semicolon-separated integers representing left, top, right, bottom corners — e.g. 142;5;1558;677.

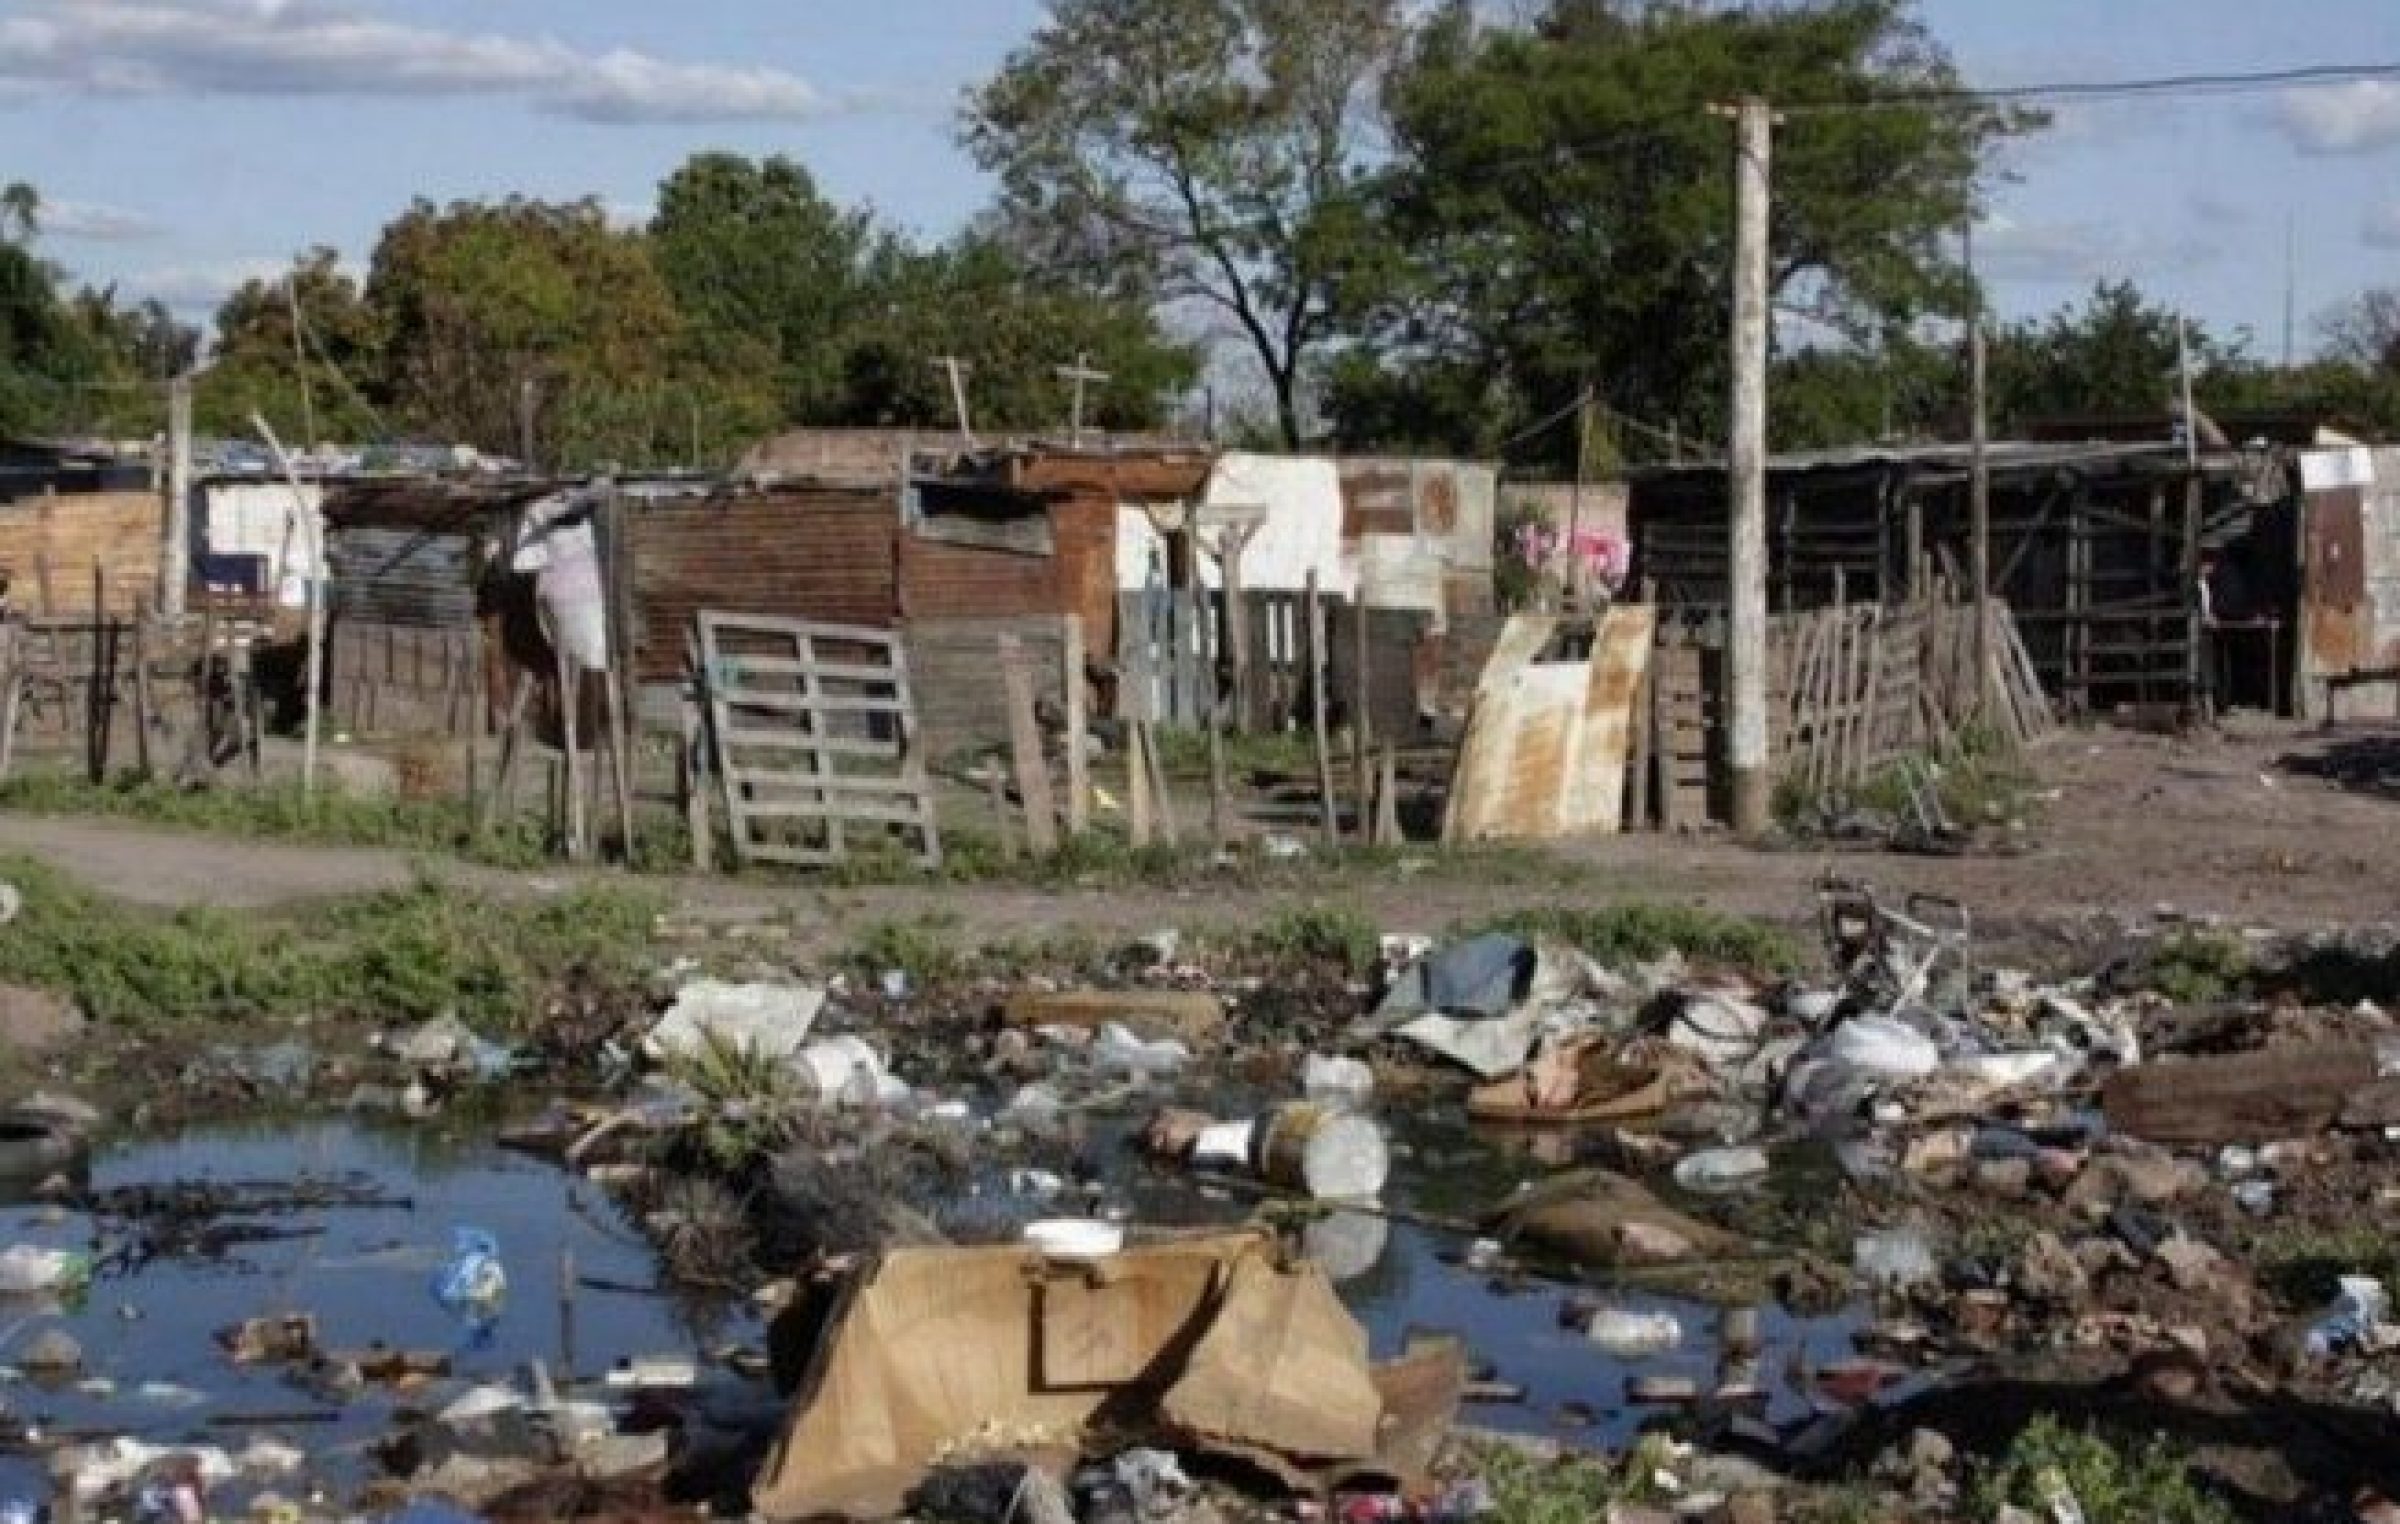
999;632;1058;855
2103;1043;2378;1145
718;728;902;759
715;687;912;716
737;799;937;826
1062;613;1090;836
1306;571;1338;845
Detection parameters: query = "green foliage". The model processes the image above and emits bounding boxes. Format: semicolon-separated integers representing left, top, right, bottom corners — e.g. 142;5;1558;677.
195;246;382;444
1246;904;1380;975
1339;0;2031;466
0;180;198;440
366;196;704;467
659;1030;810;1173
2142;931;2253;1005
843;914;970;984
1468;901;1804;975
1988;280;2251;432
1473;1442;1626;1524
0;856;658;1033
965;0;1401;446
650;152;877;423
2247;1221;2400;1312
1970;1416;2234;1524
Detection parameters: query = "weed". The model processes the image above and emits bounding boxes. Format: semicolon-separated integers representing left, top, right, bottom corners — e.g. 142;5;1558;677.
1462;1439;1626;1524
0;855;658;1033
1467;902;1805;975
842;914;968;984
2142;931;2252;1004
2247;1221;2400;1312
1245;904;1380;975
1969;1415;2233;1524
659;1031;809;1173
1777;735;2037;834
1146;727;1321;777
1787;1484;1899;1524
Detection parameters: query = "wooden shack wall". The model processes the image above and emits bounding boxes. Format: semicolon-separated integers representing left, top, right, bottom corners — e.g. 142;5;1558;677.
897;496;1117;660
0;490;163;616
629;490;900;682
906;614;1068;760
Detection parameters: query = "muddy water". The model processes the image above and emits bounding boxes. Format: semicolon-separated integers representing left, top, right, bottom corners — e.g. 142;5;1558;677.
0;1120;745;1507
0;1108;1864;1510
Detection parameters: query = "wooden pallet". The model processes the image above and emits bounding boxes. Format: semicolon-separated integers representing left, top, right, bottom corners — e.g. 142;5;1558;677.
694;611;941;869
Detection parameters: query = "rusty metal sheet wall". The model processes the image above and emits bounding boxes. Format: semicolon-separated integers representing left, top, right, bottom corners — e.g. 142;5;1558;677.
630;490;897;681
328;526;479;628
1442;606;1653;842
898;497;1116;658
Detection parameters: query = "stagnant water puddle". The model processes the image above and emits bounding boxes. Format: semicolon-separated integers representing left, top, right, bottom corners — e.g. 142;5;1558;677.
0;1120;743;1507
0;1114;1867;1510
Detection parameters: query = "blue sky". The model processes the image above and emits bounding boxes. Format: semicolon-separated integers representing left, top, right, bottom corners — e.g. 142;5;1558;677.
4;0;2397;361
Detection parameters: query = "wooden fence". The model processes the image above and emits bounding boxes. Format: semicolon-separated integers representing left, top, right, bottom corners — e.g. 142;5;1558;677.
1638;597;2053;826
1118;588;1322;732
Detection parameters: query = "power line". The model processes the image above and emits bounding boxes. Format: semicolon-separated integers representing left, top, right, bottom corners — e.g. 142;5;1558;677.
1784;60;2400;115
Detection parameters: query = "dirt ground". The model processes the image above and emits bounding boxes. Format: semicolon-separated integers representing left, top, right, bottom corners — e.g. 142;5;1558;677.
3;719;2396;956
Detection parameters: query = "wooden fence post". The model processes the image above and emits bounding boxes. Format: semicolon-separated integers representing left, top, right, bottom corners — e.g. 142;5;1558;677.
999;633;1059;856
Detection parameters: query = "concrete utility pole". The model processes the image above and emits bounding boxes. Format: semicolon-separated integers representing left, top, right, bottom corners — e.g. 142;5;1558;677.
161;372;192;622
1966;220;1991;712
1719;96;1775;836
1054;352;1111;442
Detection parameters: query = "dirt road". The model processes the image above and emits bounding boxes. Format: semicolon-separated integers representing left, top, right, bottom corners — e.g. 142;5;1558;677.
1;721;2393;954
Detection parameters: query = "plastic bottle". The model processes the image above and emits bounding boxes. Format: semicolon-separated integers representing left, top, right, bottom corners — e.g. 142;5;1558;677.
1583;1307;1684;1356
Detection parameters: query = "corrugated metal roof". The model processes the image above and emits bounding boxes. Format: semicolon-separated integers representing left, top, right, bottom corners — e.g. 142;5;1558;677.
1625;439;2225;484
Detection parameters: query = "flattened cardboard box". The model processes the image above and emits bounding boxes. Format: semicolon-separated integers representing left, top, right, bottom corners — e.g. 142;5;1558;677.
751;1229;1460;1520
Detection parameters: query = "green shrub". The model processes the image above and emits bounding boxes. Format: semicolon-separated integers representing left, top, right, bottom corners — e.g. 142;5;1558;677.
1970;1415;2233;1524
1468;901;1804;975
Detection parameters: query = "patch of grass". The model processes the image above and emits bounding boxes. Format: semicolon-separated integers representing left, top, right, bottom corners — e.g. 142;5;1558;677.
1463;1439;1628;1524
1970;1415;2234;1524
2247;1221;2400;1312
2142;931;2253;1005
1467;901;1805;975
1245;904;1380;976
1146;726;1322;777
1787;1484;1901;1524
0;854;658;1034
842;913;970;984
658;1031;808;1173
1777;731;2038;835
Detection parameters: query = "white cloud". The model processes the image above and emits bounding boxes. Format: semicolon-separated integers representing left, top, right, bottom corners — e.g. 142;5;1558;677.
2366;203;2400;251
38;199;165;241
1976;213;2216;288
0;0;833;125
2275;81;2400;155
121;255;288;313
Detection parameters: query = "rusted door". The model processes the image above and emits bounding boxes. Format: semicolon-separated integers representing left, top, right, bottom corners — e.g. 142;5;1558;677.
2303;488;2368;676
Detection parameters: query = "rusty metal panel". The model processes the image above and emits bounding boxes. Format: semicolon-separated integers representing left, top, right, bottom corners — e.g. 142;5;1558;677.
2309;487;2366;605
1442;606;1654;842
630;489;898;680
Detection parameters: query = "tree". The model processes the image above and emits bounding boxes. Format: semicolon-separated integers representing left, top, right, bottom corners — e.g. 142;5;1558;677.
1332;0;2032;466
196;247;381;443
365;197;695;466
965;0;1401;447
2320;288;2400;376
1984;280;2250;432
649;153;874;423
835;225;1200;431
